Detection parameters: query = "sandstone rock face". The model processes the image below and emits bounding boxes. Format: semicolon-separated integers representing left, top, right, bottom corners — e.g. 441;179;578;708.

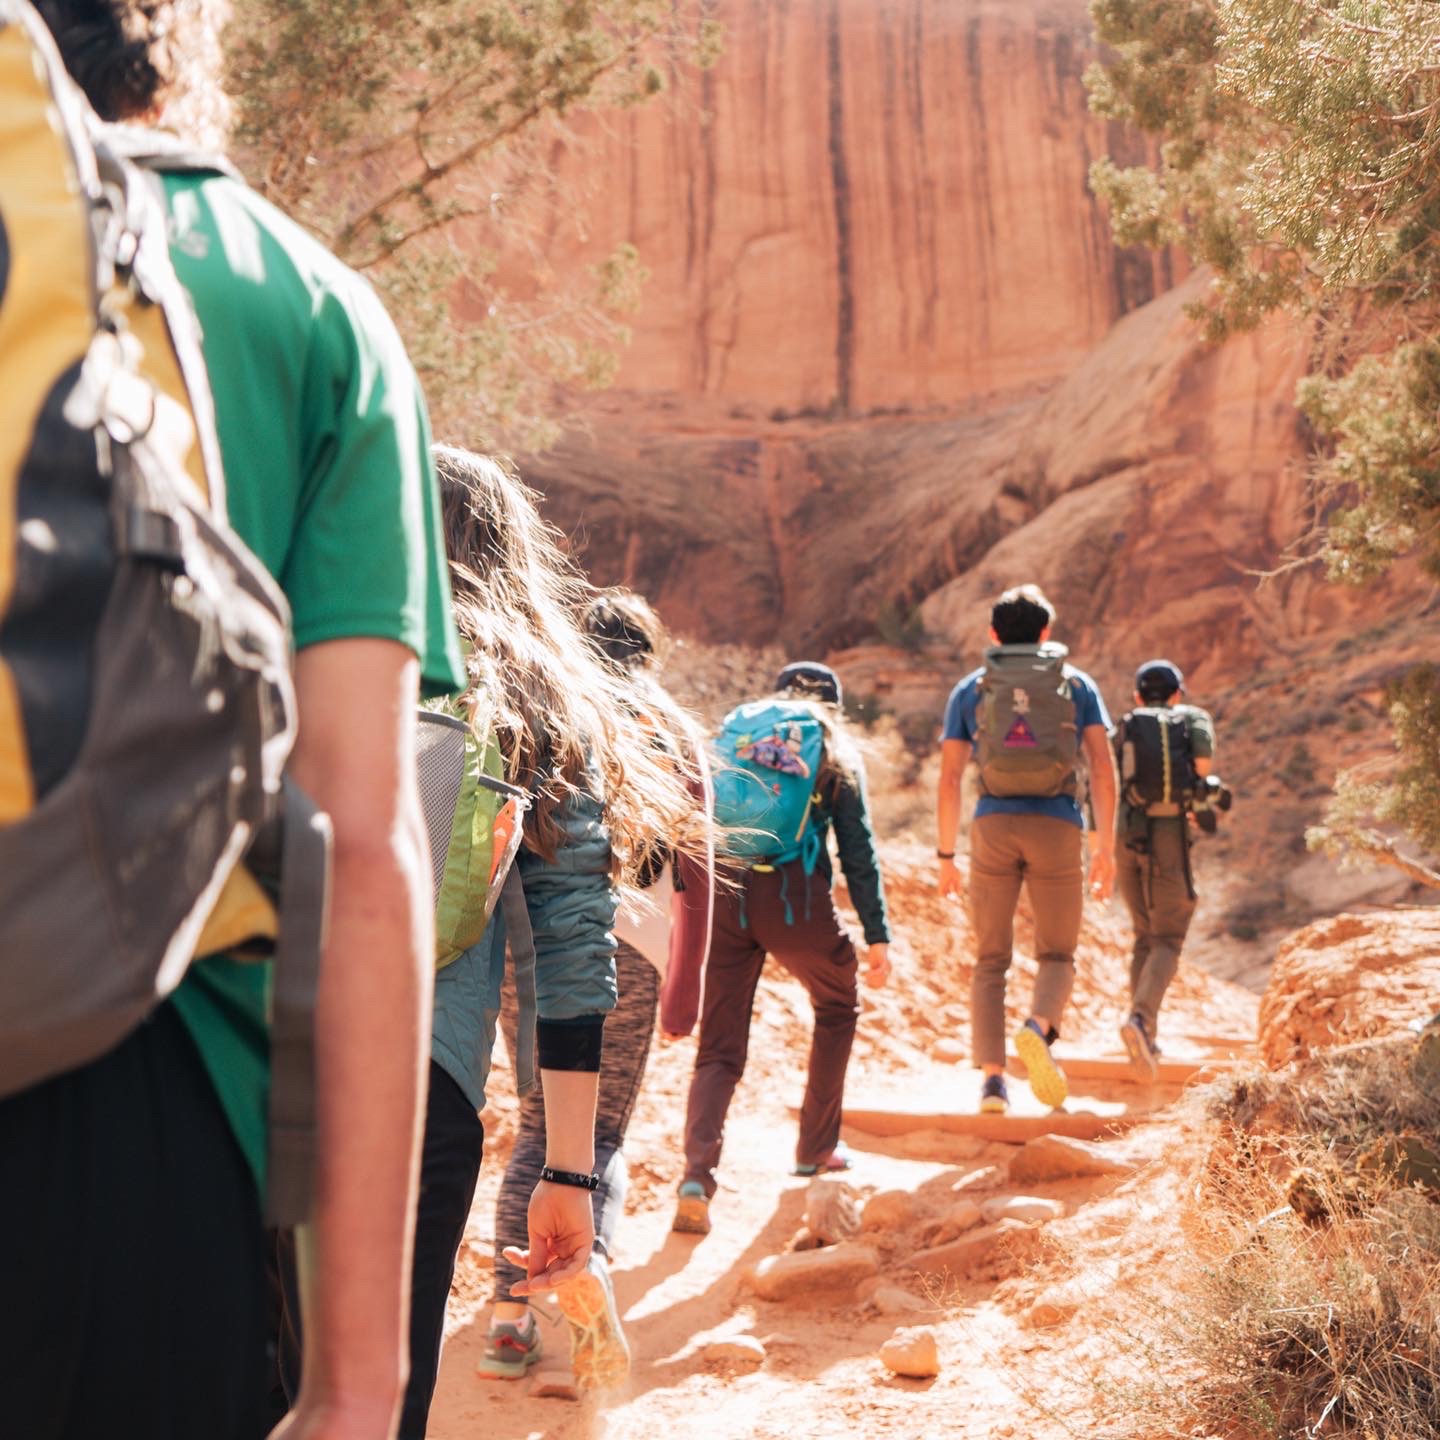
1258;912;1440;1067
493;0;1176;416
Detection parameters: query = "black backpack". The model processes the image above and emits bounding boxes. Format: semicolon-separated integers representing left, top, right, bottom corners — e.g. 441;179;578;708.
1119;707;1199;809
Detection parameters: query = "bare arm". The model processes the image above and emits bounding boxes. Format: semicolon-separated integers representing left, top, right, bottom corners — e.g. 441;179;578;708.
1081;723;1118;901
504;1068;601;1297
1194;755;1213;778
937;738;971;898
283;639;432;1436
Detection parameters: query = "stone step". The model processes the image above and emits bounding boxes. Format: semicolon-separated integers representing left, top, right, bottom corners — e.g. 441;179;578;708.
1003;1051;1247;1086
841;1106;1133;1143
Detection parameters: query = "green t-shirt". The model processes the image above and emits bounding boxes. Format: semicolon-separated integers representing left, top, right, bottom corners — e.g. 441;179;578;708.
162;170;464;1195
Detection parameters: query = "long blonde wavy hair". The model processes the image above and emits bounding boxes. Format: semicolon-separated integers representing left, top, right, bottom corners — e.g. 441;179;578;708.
435;446;707;876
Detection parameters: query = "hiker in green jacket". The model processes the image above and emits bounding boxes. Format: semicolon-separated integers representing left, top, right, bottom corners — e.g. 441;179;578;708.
1114;659;1226;1079
674;663;891;1236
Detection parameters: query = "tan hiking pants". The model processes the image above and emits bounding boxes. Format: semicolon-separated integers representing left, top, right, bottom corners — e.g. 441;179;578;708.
1117;817;1195;1041
968;813;1083;1068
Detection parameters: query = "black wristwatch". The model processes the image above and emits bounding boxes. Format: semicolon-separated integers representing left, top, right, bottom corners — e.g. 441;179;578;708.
937;849;956;860
540;1165;600;1191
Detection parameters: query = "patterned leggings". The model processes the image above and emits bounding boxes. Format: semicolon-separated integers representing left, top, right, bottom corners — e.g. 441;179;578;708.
493;940;658;1301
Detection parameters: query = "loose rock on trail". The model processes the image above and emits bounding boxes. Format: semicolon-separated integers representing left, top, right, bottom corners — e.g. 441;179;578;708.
425;837;1258;1440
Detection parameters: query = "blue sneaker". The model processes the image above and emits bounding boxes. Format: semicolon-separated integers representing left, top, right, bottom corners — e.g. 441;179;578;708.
1120;1012;1160;1082
673;1180;711;1235
979;1073;1009;1114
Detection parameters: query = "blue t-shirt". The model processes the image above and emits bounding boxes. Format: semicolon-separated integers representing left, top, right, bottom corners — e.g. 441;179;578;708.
942;663;1112;829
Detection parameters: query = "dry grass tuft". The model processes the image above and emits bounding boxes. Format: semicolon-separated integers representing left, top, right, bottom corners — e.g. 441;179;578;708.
1098;1035;1440;1439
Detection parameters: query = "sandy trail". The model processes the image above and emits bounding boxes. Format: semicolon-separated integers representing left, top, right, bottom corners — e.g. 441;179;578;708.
428;846;1258;1440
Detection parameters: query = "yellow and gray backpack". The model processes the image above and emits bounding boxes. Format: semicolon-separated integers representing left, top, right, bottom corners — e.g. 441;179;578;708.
0;0;328;1224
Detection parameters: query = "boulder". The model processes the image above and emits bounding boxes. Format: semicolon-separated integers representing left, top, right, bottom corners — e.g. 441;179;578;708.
861;1189;915;1233
924;1199;983;1247
789;1226;825;1252
933;1036;967;1064
804;1178;862;1246
750;1241;881;1301
879;1326;940;1379
1258;911;1440;1067
703;1335;767;1368
871;1284;932;1317
952;1164;1009;1193
1008;1136;1134;1185
1024;1291;1081;1329
910;1218;1046;1281
981;1196;1066;1225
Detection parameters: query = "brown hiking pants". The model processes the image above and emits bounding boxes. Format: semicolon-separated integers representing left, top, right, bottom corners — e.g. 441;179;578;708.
682;864;860;1196
1117;818;1195;1040
969;813;1084;1068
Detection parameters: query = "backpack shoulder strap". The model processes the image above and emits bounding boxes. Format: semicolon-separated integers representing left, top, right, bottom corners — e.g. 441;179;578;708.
100;122;241;179
501;868;537;1098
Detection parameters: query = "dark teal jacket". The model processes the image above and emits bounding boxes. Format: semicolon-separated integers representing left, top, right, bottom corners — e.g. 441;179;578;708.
431;784;617;1112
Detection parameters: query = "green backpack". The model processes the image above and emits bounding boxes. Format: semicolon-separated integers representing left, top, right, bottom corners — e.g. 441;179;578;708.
416;701;528;966
415;700;537;1094
974;643;1080;799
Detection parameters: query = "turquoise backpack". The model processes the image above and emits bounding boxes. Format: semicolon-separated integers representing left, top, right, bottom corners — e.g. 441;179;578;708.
712;700;826;872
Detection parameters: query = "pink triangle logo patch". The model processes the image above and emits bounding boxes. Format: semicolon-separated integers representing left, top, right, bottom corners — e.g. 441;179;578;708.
1003;716;1038;749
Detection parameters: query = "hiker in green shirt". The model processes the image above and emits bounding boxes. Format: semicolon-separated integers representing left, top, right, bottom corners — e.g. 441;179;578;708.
16;6;463;1438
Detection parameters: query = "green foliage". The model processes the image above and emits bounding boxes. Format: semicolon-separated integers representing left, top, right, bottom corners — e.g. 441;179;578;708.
1309;664;1440;885
1089;0;1440;581
229;0;721;446
1091;2;1440;878
872;600;929;653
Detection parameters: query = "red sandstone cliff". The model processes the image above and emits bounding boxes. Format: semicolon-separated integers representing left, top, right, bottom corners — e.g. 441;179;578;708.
502;0;1440;955
491;0;1177;415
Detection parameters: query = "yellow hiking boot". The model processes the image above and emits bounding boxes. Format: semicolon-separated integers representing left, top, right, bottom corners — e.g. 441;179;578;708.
1014;1019;1068;1109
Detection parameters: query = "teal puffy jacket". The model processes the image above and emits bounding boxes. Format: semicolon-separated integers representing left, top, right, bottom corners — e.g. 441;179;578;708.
431;783;618;1112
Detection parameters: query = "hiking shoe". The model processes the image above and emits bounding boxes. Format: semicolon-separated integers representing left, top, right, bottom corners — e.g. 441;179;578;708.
555;1253;631;1391
1119;1012;1160;1082
979;1073;1009;1114
476;1311;543;1380
1014;1018;1068;1109
673;1180;711;1235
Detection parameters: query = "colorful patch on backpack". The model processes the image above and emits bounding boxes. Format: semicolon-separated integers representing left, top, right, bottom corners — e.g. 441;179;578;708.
737;723;813;778
1003;716;1038;749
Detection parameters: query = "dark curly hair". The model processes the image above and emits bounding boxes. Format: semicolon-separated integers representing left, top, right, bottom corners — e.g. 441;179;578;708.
35;0;229;143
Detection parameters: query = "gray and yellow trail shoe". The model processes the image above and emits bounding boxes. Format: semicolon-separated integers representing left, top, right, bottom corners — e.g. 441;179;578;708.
555;1254;631;1391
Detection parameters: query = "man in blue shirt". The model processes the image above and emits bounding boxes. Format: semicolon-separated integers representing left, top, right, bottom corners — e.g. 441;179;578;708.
935;585;1117;1114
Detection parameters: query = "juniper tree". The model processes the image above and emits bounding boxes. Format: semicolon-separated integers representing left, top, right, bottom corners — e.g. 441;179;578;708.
1089;0;1440;880
230;0;721;446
